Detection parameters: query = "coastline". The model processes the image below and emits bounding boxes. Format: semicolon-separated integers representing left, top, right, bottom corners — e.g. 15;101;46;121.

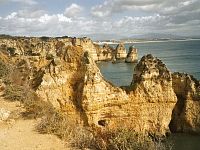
95;38;200;45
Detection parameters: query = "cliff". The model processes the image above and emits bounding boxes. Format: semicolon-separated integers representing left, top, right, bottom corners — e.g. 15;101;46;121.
82;54;177;135
170;73;200;133
0;36;199;136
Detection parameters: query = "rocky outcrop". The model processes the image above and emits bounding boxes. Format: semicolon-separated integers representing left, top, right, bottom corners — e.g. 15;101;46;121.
81;52;129;128
75;37;99;61
1;36;200;136
125;45;138;63
95;44;113;61
170;73;200;133
82;54;177;135
128;54;177;135
115;43;127;59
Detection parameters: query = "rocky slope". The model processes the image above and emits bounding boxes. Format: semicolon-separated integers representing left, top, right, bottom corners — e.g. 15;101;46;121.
0;36;199;137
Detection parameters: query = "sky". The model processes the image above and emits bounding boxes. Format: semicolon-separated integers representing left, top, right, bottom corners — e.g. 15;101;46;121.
0;0;200;37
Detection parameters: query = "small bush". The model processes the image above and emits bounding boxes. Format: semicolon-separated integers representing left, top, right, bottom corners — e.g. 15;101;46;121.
37;110;98;149
93;128;172;150
0;60;9;78
7;47;16;56
37;110;70;139
3;84;25;101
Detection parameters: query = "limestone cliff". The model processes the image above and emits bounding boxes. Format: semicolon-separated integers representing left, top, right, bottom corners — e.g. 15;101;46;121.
82;54;177;135
1;36;200;136
128;54;177;135
81;52;129;127
170;73;200;133
125;45;138;63
115;43;127;59
95;44;113;61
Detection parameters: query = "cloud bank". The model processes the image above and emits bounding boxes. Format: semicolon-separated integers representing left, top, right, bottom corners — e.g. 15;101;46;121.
0;0;199;37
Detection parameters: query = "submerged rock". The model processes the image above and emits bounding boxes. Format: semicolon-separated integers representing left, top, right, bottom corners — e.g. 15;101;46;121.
125;45;138;63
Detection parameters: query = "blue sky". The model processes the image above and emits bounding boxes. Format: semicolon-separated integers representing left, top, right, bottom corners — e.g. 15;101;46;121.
0;0;200;38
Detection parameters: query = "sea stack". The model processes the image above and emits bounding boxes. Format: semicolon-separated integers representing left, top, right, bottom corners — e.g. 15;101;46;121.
115;43;127;59
125;45;138;63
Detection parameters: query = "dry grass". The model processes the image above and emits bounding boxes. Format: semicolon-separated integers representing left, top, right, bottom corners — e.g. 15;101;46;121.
0;57;53;119
0;59;9;78
3;84;53;119
37;111;173;150
37;110;96;149
92;128;173;150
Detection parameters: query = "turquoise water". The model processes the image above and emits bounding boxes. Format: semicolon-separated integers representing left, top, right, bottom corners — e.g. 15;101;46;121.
97;40;200;150
97;40;200;86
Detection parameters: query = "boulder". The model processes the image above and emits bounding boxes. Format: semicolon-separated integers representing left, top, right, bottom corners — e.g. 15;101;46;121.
125;45;138;63
0;108;10;121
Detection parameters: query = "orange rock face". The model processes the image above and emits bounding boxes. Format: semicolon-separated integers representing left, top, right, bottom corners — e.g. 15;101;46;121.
0;36;199;136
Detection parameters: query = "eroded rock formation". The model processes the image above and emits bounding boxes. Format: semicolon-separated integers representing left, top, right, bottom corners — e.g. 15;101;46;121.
170;73;200;133
95;44;113;61
125;45;138;63
0;36;199;136
81;54;177;135
115;43;127;59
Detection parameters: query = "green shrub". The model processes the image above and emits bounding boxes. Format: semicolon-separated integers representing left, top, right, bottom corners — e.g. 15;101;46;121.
7;47;16;56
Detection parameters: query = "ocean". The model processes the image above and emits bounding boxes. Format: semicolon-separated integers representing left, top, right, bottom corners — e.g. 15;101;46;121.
97;40;200;86
97;39;200;150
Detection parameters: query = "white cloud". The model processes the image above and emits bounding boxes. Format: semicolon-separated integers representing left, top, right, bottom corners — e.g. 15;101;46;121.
64;3;83;17
0;10;94;36
38;14;52;23
17;9;46;18
11;0;38;5
91;0;199;17
57;14;72;22
5;12;17;20
0;0;199;37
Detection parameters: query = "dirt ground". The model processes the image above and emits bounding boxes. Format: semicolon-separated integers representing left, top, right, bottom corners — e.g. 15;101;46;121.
0;99;67;150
